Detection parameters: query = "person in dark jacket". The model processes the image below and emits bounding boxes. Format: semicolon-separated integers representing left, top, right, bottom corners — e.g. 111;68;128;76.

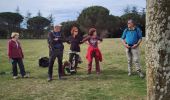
67;26;83;73
8;32;28;79
48;25;65;81
82;28;103;75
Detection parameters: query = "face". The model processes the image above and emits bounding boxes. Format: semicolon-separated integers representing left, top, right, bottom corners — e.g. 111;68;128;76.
54;26;61;32
93;31;97;36
14;34;19;40
73;29;79;36
127;21;134;28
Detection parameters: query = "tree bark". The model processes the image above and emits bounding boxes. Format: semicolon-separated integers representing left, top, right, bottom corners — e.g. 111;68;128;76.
146;0;170;100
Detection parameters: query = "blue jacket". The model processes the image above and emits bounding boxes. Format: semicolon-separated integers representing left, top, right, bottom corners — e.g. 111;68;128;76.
121;27;142;46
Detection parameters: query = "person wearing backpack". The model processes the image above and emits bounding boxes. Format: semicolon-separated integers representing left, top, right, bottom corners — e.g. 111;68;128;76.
47;25;65;81
121;19;144;78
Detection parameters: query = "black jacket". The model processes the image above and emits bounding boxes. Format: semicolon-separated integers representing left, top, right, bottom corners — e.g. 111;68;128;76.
48;31;66;50
67;35;83;52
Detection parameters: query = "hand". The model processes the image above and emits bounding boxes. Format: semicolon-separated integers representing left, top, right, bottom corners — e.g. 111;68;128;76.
124;44;130;49
85;41;89;45
132;44;138;49
98;41;101;44
54;38;58;41
8;58;13;63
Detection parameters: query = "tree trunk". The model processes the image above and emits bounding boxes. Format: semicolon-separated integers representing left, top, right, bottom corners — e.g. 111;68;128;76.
146;0;170;100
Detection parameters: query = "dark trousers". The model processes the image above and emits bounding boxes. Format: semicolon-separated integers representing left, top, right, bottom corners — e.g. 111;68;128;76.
11;58;26;76
88;53;100;73
69;53;79;71
48;49;63;78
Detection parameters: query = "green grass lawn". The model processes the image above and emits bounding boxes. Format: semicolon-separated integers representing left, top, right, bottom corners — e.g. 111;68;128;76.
0;39;146;100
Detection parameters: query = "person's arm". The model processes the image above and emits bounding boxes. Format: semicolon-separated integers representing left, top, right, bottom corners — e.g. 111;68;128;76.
66;36;71;44
79;35;84;44
57;32;68;42
81;35;90;43
19;42;24;59
121;39;130;48
121;29;130;48
48;32;54;49
97;36;103;42
132;28;142;48
8;41;12;59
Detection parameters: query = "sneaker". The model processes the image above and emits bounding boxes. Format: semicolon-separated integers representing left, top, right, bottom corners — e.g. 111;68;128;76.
96;72;100;75
47;77;53;82
13;76;18;79
128;72;132;76
22;75;29;78
138;72;145;78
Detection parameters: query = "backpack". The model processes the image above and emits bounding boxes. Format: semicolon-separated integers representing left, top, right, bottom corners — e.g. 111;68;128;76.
39;57;49;68
124;27;138;33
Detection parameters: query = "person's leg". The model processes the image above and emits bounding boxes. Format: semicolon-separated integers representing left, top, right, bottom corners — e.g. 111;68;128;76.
11;58;18;77
17;58;26;77
131;47;144;77
69;53;74;70
74;54;79;72
125;48;133;76
95;57;100;74
57;50;63;79
48;50;57;79
88;58;93;74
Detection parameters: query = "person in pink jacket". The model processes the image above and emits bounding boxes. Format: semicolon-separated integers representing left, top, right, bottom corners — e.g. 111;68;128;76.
8;32;28;79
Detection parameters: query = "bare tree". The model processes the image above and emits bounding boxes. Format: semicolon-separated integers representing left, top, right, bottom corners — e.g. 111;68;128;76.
146;0;170;100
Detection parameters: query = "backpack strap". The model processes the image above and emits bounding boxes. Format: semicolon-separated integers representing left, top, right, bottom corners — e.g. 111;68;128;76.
52;31;61;38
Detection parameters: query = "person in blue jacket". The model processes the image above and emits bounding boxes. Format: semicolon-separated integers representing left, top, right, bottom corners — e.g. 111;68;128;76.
121;19;144;78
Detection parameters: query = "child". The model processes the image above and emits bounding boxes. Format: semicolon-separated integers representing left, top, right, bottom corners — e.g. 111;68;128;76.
82;28;103;74
67;26;83;73
8;32;28;79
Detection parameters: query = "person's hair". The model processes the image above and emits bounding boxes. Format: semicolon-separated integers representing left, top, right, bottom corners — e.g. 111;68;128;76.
54;24;62;28
11;32;19;38
88;28;96;36
71;26;78;35
128;19;136;25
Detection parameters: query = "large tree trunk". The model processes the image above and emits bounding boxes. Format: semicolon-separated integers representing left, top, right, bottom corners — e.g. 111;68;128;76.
146;0;170;100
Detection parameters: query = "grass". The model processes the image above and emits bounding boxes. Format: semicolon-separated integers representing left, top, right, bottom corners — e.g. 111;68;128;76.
0;39;146;100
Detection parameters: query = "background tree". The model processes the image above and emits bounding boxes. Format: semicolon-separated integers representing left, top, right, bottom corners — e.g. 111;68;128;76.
124;5;131;14
15;6;20;14
27;16;50;38
146;0;170;99
61;21;85;37
0;12;23;38
37;10;42;17
47;14;54;31
107;15;121;38
77;6;110;36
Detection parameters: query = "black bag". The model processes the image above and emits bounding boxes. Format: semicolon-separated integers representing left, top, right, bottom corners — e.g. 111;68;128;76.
39;57;49;68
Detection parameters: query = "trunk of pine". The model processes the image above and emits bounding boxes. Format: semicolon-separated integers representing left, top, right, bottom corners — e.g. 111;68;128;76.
146;0;170;100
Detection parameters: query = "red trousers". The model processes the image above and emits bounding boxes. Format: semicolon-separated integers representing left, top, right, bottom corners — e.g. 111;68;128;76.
88;56;100;73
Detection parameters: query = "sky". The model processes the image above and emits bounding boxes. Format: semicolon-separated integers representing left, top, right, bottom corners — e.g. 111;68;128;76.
0;0;146;24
